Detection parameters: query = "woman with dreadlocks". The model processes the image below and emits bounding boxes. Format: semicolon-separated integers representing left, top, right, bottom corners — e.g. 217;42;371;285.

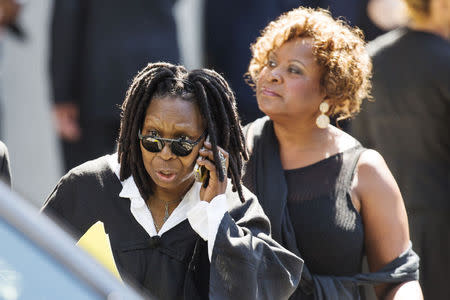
42;62;303;299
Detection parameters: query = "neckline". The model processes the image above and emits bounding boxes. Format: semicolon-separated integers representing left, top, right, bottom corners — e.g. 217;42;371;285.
284;144;361;173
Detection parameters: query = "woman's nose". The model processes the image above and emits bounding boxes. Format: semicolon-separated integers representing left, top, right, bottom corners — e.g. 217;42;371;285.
268;68;282;83
159;142;176;160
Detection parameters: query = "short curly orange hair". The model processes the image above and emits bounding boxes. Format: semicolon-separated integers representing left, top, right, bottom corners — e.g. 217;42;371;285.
247;7;372;120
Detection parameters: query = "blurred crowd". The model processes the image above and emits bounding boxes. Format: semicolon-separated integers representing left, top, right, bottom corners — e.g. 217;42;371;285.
0;0;448;299
0;0;399;201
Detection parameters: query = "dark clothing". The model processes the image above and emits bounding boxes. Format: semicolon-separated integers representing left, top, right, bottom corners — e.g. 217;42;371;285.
314;0;384;41
285;146;364;276
351;27;450;299
204;0;299;124
61;119;120;171
42;155;303;299
352;28;450;211
407;210;450;300
50;0;179;120
50;0;180;170
0;141;11;187
243;117;419;299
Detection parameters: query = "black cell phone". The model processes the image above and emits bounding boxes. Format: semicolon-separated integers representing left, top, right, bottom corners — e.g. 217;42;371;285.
194;135;210;187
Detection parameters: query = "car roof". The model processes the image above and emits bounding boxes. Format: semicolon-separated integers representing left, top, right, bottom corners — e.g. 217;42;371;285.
0;182;150;300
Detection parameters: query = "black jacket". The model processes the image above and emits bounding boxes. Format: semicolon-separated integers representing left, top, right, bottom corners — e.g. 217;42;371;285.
43;155;303;299
50;0;180;121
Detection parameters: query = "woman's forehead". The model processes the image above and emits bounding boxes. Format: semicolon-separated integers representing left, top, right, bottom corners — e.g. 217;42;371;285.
142;96;205;132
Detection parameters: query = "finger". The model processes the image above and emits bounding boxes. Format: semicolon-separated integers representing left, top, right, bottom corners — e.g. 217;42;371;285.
196;155;217;174
198;147;214;161
203;140;212;149
198;150;229;173
196;156;227;189
202;141;229;158
198;149;229;179
198;146;229;163
198;156;227;185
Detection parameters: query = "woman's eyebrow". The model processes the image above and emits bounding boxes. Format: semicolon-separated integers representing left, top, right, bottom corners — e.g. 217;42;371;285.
288;59;307;68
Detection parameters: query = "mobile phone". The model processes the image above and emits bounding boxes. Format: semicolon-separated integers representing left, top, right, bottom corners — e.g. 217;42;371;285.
194;163;208;183
194;135;210;187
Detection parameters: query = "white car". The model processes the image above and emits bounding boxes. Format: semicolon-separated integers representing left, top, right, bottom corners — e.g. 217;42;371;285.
0;182;151;300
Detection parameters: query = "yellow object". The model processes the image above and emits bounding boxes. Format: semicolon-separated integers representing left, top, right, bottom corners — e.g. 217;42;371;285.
77;221;122;280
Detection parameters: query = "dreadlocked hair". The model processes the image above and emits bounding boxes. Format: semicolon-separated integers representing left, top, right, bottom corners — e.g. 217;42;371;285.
117;62;249;203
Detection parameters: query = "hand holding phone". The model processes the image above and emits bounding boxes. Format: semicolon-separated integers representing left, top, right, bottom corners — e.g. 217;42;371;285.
195;136;229;202
194;135;210;186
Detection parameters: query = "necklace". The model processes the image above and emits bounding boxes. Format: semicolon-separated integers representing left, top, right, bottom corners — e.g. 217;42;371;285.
148;197;181;232
162;200;176;223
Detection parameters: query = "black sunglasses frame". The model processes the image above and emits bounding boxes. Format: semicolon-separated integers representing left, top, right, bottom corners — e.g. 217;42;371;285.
138;130;207;157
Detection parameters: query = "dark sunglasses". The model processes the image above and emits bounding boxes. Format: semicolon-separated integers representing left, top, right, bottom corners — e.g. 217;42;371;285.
138;130;207;157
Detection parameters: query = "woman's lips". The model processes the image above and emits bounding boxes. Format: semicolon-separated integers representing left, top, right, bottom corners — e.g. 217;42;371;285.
261;87;281;97
156;171;176;182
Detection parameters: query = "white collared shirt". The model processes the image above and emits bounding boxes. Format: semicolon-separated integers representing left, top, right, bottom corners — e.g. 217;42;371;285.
107;153;228;260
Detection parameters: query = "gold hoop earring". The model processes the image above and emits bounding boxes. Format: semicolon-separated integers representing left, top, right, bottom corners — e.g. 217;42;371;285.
316;101;330;129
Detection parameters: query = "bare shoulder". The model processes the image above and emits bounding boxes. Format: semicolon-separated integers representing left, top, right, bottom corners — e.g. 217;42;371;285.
356;149;393;190
354;148;406;225
357;149;387;172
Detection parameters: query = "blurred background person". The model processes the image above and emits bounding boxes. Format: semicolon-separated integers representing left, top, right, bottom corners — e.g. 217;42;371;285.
50;0;181;172
0;140;11;187
351;0;450;298
0;0;22;137
243;7;422;299
367;0;409;31
203;0;299;125
0;0;20;31
203;0;384;126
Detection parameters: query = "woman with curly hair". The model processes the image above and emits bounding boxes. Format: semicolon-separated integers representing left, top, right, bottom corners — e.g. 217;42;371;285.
42;62;303;299
243;7;422;299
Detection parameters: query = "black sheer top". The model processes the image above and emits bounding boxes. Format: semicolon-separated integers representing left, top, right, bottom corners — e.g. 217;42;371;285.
243;117;420;299
284;145;365;276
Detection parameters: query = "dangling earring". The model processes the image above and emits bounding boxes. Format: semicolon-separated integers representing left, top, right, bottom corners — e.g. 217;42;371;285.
316;101;330;129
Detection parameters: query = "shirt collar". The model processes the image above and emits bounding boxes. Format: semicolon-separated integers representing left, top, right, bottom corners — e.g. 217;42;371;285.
106;152;201;222
107;153;143;207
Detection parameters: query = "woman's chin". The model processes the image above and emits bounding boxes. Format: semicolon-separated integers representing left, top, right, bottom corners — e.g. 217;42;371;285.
257;102;280;117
